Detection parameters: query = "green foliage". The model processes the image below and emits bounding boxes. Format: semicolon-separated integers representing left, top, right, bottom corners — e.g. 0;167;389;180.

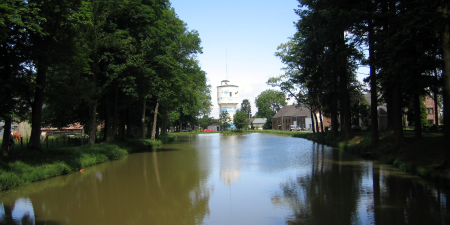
272;0;447;143
240;99;251;117
219;111;231;130
0;0;210;145
198;115;213;129
407;96;428;127
255;89;286;122
233;110;249;130
263;120;272;130
351;94;370;126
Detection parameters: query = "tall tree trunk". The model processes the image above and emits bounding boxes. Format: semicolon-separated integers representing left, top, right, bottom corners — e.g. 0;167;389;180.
434;91;439;130
179;111;183;132
89;59;98;145
336;31;351;139
392;80;404;148
412;33;422;140
319;108;324;133
434;70;440;131
119;109;124;140
331;103;338;137
386;94;393;130
141;100;146;139
147;118;152;138
413;90;422;140
126;107;133;138
369;13;379;145
104;97;109;141
163;110;169;137
29;62;47;149
1;50;12;155
331;67;339;137
310;109;316;134
441;4;450;166
314;111;319;133
89;100;97;145
2;118;12;156
155;117;161;139
112;83;119;140
151;100;159;141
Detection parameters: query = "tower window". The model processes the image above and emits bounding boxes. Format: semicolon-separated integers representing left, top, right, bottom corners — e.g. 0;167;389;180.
230;92;232;97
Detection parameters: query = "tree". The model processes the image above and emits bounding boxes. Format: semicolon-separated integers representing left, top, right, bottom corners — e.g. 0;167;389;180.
26;0;88;149
219;111;231;130
406;96;428;128
233;110;249;131
439;2;450;166
1;0;211;150
198;115;212;129
0;0;43;153
240;99;251;118
255;89;286;129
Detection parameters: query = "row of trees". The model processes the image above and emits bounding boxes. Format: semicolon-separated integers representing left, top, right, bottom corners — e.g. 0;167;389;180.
218;109;249;131
219;92;287;131
271;0;449;160
1;0;212;152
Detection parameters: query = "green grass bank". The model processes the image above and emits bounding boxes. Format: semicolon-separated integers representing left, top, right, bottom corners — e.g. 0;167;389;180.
0;135;175;191
249;129;448;185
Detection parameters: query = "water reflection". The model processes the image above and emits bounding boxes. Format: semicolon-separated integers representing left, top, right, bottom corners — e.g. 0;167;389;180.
220;135;241;185
0;198;35;225
1;133;449;224
0;142;211;225
272;144;450;225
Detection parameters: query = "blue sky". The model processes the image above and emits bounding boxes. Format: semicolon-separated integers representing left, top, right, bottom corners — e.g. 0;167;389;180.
169;0;368;119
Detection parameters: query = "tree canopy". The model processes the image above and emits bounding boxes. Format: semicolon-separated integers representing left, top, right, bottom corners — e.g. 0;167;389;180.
255;89;286;129
0;0;211;153
233;110;249;131
275;0;450;164
240;99;251;117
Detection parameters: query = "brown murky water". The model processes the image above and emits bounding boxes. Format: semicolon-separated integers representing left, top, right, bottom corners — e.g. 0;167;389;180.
0;133;449;224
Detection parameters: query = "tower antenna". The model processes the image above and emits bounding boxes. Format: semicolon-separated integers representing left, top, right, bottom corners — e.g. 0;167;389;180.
226;50;228;80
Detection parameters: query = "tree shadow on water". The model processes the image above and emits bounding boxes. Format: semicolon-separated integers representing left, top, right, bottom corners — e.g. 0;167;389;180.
154;148;180;152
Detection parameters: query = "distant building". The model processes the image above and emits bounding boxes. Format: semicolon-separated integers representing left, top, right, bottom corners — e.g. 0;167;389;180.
272;105;312;131
363;93;441;130
423;94;441;125
252;118;267;128
364;93;389;130
217;80;239;129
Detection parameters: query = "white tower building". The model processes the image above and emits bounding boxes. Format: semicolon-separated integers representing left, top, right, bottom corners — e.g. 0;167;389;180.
217;80;239;129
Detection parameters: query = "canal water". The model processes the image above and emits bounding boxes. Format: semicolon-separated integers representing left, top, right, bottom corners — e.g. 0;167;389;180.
0;133;449;224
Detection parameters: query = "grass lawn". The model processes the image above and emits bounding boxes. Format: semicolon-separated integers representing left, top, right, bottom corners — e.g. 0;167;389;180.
0;135;175;191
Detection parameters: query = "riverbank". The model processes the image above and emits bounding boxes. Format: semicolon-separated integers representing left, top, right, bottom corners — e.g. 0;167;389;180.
250;129;449;185
0;136;175;191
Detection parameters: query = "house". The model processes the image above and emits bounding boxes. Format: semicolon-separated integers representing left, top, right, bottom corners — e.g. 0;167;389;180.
363;93;441;130
363;93;389;130
207;122;221;132
252;118;267;128
423;95;441;125
272;105;312;131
